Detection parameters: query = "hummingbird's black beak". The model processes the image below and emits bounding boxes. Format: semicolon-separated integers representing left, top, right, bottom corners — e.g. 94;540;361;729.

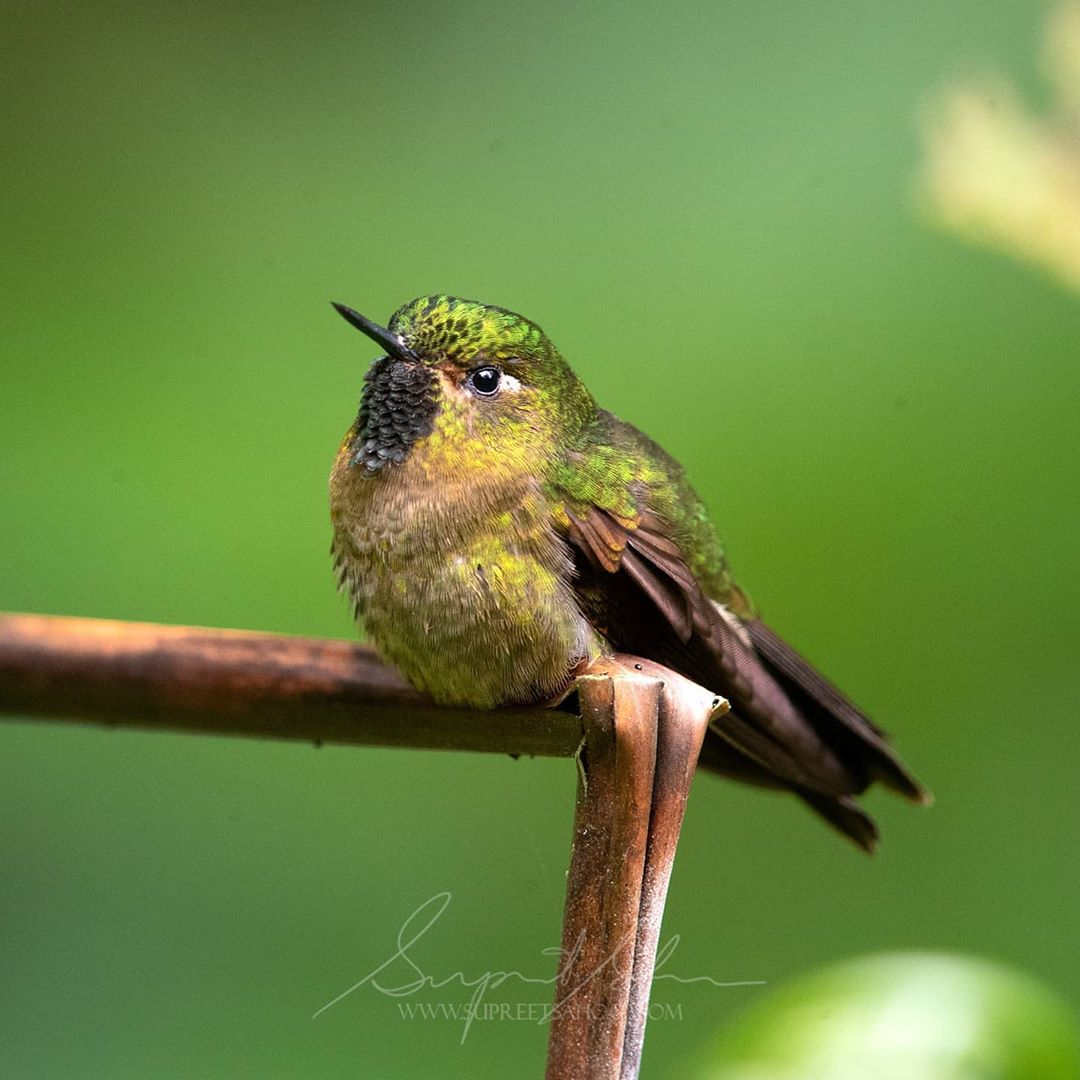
331;302;421;363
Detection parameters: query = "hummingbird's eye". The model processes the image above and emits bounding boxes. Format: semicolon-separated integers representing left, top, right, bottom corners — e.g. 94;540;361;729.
468;365;502;397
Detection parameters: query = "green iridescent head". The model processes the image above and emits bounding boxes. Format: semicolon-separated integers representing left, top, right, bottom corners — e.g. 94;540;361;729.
333;295;596;472
388;295;549;365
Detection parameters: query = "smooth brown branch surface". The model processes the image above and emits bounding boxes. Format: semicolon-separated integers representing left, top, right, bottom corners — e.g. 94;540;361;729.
0;613;584;757
1;613;723;1080
545;656;725;1080
546;669;661;1080
617;659;720;1078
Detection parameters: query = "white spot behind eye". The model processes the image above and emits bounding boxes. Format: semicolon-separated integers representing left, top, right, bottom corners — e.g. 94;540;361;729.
500;373;522;393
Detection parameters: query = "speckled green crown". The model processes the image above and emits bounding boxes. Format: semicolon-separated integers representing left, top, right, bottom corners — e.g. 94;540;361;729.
387;295;549;364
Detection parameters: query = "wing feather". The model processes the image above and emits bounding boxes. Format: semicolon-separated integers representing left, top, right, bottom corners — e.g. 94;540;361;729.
556;496;927;846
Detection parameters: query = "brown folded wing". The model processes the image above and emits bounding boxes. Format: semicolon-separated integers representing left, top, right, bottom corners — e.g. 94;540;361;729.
563;503;927;851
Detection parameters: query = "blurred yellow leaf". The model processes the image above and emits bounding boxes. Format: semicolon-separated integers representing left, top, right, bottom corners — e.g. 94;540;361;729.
921;4;1080;293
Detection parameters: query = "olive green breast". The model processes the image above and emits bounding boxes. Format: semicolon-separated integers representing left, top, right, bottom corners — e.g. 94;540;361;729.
330;421;601;708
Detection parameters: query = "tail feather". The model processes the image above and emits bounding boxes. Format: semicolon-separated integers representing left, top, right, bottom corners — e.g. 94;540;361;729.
797;791;880;854
697;727;885;852
697;613;929;850
743;618;929;805
563;512;928;847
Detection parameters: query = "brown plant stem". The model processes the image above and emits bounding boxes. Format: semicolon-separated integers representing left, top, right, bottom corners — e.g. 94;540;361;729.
545;656;724;1080
616;659;719;1078
0;613;582;757
546;668;661;1079
0;612;724;1080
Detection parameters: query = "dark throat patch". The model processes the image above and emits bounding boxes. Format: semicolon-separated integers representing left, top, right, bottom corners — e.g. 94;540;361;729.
351;356;439;472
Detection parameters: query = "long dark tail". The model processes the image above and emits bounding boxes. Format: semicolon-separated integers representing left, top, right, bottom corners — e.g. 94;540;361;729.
565;513;928;851
701;618;929;853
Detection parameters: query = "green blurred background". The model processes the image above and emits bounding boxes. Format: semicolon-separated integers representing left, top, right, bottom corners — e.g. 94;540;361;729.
2;0;1078;1076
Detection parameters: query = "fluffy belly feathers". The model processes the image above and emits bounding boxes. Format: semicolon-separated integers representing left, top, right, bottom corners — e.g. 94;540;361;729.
332;480;599;709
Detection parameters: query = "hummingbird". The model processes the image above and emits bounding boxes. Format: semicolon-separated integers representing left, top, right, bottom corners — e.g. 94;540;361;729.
329;295;928;850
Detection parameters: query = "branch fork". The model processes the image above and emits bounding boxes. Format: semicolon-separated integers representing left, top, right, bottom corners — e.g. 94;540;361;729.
0;614;723;1079
547;655;724;1080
